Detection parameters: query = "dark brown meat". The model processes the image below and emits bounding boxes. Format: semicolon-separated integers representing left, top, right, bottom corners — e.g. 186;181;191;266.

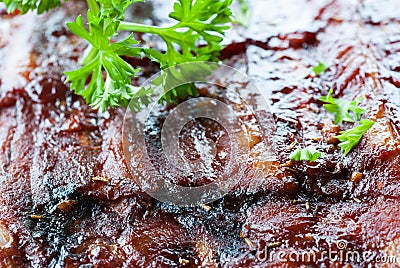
1;0;400;267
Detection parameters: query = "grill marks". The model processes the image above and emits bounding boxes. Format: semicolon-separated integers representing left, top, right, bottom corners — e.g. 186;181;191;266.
0;0;400;267
218;1;400;265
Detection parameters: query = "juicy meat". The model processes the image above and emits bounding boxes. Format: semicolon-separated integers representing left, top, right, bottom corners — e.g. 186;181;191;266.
1;0;400;267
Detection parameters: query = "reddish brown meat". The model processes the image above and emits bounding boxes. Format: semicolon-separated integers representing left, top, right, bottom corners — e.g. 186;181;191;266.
1;0;400;267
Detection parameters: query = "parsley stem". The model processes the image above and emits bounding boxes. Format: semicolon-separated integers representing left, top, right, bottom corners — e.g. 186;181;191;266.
81;45;99;65
86;0;99;14
118;21;165;34
118;21;186;46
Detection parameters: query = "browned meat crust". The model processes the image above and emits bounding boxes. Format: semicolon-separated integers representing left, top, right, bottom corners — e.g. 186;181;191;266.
1;0;400;267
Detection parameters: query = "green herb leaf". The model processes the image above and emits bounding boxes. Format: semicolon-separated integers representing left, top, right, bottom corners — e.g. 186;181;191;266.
318;89;366;124
97;0;143;19
1;0;64;14
335;119;375;156
153;62;214;104
143;0;233;68
311;61;328;75
64;12;142;112
142;0;232;102
63;0;233;111
4;0;233;111
290;146;322;162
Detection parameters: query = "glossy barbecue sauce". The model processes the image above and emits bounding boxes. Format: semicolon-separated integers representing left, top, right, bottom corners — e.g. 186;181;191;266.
1;0;400;267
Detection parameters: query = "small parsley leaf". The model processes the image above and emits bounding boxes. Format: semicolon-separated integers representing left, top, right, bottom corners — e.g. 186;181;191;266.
335;119;375;156
311;61;328;75
318;89;366;124
290;146;322;162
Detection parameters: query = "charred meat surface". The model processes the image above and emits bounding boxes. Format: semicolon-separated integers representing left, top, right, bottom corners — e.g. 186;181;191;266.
1;0;400;267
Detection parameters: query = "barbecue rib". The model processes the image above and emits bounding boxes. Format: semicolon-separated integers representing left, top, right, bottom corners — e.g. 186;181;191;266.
1;0;400;267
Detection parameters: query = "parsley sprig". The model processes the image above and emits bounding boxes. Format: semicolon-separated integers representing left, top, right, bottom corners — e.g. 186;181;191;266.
291;89;374;162
2;0;233;112
290;146;321;162
318;89;374;156
318;89;366;124
64;10;143;110
335;119;374;156
67;0;232;111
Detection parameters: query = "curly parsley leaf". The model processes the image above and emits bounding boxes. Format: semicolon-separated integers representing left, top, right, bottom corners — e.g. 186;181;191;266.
152;62;214;104
318;89;366;124
335;119;375;156
64;12;142;111
63;0;232;111
144;0;232;101
139;0;233;68
4;0;233;111
290;146;322;162
311;61;328;76
97;0;143;19
1;0;63;14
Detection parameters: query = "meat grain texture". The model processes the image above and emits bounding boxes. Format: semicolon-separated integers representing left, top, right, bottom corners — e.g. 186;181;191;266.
1;0;400;267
